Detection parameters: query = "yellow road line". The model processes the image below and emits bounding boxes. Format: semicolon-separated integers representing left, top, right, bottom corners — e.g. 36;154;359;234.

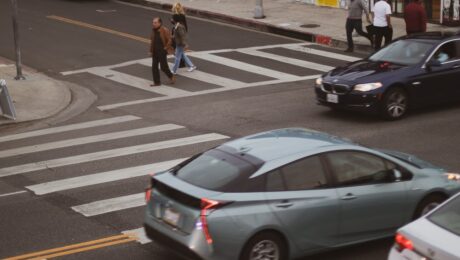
47;15;150;44
4;234;137;260
28;237;137;260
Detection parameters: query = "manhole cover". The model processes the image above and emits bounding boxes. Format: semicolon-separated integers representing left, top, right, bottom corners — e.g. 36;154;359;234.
300;24;320;28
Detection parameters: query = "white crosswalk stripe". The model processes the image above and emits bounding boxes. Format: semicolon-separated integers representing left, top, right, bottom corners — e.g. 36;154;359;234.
0;124;184;159
59;42;359;110
236;49;333;72
26;158;186;195
123;228;152;245
72;193;145;217
0;133;228;177
0;115;141;143
282;44;360;62
186;52;299;80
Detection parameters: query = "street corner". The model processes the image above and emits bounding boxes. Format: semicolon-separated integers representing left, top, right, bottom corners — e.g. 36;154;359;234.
0;64;72;127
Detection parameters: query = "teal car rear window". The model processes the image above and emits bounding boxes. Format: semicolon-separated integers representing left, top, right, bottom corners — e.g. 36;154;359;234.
428;196;460;236
175;149;261;192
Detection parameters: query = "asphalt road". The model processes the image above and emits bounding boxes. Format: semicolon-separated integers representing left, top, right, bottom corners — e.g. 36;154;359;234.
1;0;460;260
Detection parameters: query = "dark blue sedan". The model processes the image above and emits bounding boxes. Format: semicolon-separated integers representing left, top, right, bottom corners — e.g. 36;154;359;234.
315;31;460;120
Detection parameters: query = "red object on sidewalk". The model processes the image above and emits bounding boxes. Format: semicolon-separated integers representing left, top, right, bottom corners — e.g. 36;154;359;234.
404;2;427;34
316;35;332;45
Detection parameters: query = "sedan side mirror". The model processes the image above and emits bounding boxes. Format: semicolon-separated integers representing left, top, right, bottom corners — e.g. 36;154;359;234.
426;59;442;70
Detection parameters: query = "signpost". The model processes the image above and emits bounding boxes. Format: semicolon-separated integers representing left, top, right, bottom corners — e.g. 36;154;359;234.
11;0;26;80
254;0;265;19
0;79;17;120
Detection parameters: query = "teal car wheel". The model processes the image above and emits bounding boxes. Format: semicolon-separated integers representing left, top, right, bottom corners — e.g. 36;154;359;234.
241;232;287;260
414;194;447;219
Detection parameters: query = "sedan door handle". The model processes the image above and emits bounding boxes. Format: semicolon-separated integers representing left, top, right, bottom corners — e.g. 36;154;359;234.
341;193;357;200
275;201;294;208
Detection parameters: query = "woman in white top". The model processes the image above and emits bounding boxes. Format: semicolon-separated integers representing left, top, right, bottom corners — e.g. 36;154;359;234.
372;0;393;50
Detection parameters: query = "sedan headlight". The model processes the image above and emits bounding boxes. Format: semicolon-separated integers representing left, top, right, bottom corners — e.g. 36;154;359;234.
354;82;383;92
315;77;323;86
444;173;460;182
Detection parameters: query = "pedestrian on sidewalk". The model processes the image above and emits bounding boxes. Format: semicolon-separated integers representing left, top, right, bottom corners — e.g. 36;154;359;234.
171;16;196;74
150;17;176;87
345;0;373;52
372;0;393;51
404;0;427;35
171;2;188;68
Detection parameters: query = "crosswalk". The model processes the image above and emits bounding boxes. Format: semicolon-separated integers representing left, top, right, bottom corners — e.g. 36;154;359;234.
0;115;230;245
61;42;360;111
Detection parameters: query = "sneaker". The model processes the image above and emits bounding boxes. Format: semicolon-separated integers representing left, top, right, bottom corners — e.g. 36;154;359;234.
187;66;197;72
169;76;176;85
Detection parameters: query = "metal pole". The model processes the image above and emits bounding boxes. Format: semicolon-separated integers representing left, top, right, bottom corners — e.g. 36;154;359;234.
11;0;26;80
254;0;265;19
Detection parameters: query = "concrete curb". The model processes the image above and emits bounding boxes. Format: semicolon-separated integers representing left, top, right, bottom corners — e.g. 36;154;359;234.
120;0;373;53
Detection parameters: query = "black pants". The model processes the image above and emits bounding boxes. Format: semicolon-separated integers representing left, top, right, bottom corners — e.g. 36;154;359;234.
152;52;173;84
346;19;371;49
374;26;393;51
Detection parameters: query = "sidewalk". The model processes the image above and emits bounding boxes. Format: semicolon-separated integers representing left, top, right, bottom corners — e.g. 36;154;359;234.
122;0;458;52
0;58;71;126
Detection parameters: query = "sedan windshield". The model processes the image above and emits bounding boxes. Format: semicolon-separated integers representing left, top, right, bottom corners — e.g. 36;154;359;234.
369;39;434;66
428;195;460;236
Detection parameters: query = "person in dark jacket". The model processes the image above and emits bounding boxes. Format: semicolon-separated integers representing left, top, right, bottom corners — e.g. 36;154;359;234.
171;17;196;74
345;0;373;52
404;0;427;35
149;17;175;86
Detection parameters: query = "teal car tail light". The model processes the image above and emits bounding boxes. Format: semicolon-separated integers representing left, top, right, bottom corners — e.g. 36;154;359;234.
145;173;156;202
200;198;220;244
395;233;413;251
199;198;232;244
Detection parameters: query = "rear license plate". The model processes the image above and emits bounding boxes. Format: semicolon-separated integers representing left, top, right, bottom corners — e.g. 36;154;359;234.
327;94;339;103
163;208;180;227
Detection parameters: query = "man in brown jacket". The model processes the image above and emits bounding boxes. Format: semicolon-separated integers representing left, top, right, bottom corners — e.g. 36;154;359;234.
150;17;175;86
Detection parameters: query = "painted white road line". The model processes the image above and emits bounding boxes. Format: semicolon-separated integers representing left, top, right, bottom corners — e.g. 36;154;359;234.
97;75;320;111
0;190;28;198
237;49;333;72
123;228;152;244
85;67;191;97
283;45;360;62
0;116;141;143
0;124;184;159
0;133;229;178
202;42;308;54
27;158;186;195
72;193;145;217
137;59;247;89
187;52;299;80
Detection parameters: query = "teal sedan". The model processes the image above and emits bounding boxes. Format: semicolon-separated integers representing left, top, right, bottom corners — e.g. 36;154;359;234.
144;128;460;260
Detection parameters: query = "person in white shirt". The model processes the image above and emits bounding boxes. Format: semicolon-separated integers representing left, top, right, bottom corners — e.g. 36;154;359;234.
372;0;393;50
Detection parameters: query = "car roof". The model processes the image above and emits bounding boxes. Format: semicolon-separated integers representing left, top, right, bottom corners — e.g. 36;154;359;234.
218;128;357;162
402;31;460;41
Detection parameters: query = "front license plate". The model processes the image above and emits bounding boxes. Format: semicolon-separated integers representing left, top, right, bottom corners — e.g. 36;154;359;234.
163;208;180;226
327;94;338;103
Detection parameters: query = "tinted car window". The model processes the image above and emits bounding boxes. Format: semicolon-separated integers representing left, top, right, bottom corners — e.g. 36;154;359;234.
327;151;391;186
175;149;260;192
266;169;285;192
433;40;460;63
266;156;328;191
428;196;460;236
369;39;434;65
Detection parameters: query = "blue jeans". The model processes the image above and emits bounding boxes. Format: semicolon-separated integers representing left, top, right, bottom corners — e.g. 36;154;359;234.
172;46;194;73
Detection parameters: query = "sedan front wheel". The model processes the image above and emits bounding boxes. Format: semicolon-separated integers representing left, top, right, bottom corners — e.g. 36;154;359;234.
382;88;408;120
